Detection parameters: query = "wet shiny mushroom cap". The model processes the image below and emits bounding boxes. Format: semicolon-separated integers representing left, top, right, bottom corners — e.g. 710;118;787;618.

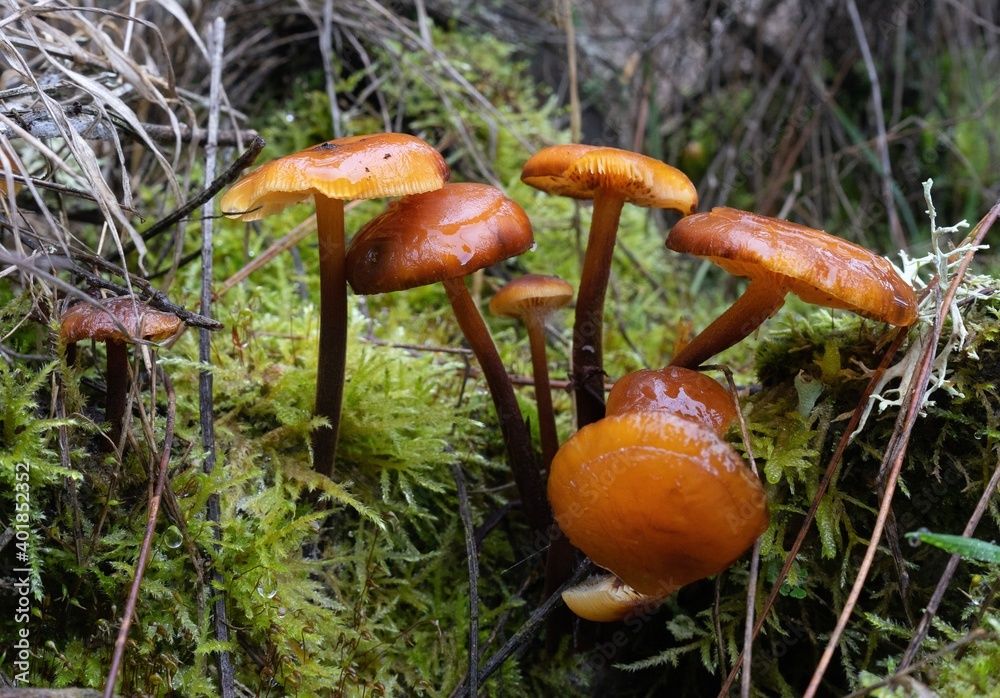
60;297;182;344
488;274;573;319
521;144;698;215
548;411;769;596
346;183;534;294
666;207;918;326
605;367;736;434
220;133;449;220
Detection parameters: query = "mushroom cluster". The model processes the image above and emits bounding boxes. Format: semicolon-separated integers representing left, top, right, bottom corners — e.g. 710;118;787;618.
218;132;918;628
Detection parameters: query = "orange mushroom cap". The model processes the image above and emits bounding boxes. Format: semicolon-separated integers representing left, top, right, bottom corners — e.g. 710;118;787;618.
60;297;182;345
521;144;698;215
220;133;449;220
606;367;736;434
548;411;769;596
488;274;573;320
666;207;918;326
346;183;534;294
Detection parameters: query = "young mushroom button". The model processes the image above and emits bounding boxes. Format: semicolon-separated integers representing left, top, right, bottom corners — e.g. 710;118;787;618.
548;411;769;599
346;183;551;533
606;366;736;434
521;145;698;429
61;297;183;451
666;207;918;369
220;133;449;478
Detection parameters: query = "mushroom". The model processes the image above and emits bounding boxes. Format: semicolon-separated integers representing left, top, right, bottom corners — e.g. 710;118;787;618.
560;573;664;623
605;366;736;434
488;274;573;468
521;145;697;428
220;133;449;477
346;183;550;532
548;411;768;609
666;207;918;369
60;297;182;450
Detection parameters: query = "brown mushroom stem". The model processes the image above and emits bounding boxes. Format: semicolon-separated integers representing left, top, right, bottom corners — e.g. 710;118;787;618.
572;189;626;429
523;314;560;468
312;195;347;478
669;276;788;369
442;276;551;532
104;339;129;450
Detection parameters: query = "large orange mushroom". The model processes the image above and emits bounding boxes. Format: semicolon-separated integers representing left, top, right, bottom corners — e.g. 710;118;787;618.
666;207;918;369
346;183;550;532
220;133;449;477
521;145;697;428
548;411;768;611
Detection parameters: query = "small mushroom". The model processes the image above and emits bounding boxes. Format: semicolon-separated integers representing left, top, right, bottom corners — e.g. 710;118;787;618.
220;133;449;477
606;366;736;434
548;411;768;602
561;573;664;623
521;145;697;428
666;207;918;369
60;297;182;450
346;183;550;532
488;274;573;468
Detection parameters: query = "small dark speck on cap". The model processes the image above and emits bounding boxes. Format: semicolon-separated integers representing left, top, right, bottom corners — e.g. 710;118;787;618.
365;167;370;173
383;153;392;159
315;142;338;151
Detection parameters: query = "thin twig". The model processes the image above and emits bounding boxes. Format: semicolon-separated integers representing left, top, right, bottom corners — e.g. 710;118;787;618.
199;18;235;698
117;135;266;256
452;463;479;697
709;365;763;698
102;369;175;698
846;0;905;249
459;560;591;695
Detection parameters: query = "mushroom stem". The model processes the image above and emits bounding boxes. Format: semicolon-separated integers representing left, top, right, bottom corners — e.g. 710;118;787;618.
312;195;347;478
442;276;551;532
104;339;129;451
523;313;560;469
572;189;626;429
669;276;788;369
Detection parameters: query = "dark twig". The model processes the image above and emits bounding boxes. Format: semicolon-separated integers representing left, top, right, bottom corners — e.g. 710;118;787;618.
452;463;479;696
4;236;222;330
103;369;175;698
117;135;266;256
460;560;591;695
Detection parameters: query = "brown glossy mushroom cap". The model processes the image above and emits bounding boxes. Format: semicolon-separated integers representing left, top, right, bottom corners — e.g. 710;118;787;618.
60;298;182;344
220;133;449;220
548;411;769;596
561;573;668;623
488;274;573;320
606;367;736;434
666;207;918;326
521;144;698;215
346;183;534;294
